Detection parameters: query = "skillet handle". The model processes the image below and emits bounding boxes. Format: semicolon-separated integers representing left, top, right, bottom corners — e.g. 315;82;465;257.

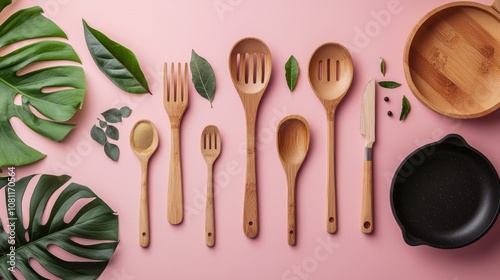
441;134;467;147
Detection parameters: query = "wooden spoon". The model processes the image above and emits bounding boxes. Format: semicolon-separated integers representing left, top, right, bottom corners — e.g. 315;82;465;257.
201;125;222;247
308;43;353;233
277;115;310;246
229;37;272;238
130;120;159;248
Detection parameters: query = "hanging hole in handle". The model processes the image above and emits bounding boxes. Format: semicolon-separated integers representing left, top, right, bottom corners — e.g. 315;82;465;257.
208;232;212;237
249;221;253;226
329;217;335;223
363;221;371;229
289;230;294;235
142;232;147;237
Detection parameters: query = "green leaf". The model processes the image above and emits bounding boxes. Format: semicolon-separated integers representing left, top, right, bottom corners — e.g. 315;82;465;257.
380;57;386;77
104;142;119;161
190;49;216;108
378;81;401;88
0;0;12;13
105;125;119;140
82;19;151;94
0;174;118;279
400;95;411;121
120;106;132;118
0;7;86;171
90;125;106;145
285;55;299;92
99;119;108;128
101;108;122;123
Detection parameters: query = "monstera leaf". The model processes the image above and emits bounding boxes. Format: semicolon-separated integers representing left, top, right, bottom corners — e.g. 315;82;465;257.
0;174;118;279
0;6;86;171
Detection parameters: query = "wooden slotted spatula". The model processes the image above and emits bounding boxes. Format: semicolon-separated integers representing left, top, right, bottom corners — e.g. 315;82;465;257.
201;125;222;247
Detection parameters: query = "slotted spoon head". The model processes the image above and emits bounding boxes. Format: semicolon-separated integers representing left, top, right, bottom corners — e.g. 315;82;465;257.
201;125;221;163
229;37;272;96
308;43;354;104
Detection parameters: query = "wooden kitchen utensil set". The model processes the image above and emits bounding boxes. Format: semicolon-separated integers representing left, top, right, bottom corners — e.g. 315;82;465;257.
130;37;373;247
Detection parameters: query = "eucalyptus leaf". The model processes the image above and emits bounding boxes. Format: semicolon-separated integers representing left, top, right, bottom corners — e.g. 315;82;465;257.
0;0;12;13
285;55;299;92
99;119;108;128
190;49;216;107
378;81;401;88
380;57;386;77
90;125;106;145
105;125;119;140
119;106;132;118
82;20;151;94
0;7;86;171
400;95;411;121
0;174;119;280
104;142;120;161
101;108;122;123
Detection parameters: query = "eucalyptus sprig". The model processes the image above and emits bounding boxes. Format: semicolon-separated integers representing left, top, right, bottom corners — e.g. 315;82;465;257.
91;106;132;161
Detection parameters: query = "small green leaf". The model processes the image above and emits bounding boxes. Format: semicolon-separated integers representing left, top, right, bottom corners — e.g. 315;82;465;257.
285;55;299;92
0;0;12;13
190;49;216;108
380;57;386;77
378;81;401;89
101;108;122;123
400;95;411;121
105;125;119;140
90;125;106;145
82;19;151;94
119;106;132;118
99;119;108;128
104;142;119;161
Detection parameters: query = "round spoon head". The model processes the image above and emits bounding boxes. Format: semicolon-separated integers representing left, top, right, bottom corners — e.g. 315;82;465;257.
229;37;272;95
130;120;159;157
277;115;310;168
308;43;353;102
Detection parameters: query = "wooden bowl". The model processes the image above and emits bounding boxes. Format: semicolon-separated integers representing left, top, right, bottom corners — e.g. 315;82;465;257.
404;1;500;119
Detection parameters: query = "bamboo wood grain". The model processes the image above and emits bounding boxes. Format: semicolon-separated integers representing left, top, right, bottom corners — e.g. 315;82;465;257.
164;63;188;225
201;125;221;247
229;38;272;238
404;0;500;119
308;43;353;234
361;160;373;234
130;120;159;248
277;115;310;246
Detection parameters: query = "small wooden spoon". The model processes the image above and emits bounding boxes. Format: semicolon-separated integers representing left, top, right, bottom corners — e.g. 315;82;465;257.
229;37;272;238
130;120;159;248
277;115;310;246
201;125;222;247
308;43;353;233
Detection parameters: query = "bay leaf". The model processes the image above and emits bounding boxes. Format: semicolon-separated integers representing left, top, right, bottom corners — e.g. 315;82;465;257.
380;57;386;77
400;95;411;121
119;106;132;118
0;0;12;13
105;125;119;140
104;142;119;161
378;81;401;89
285;55;299;92
190;49;216;107
90;125;106;145
82;20;151;94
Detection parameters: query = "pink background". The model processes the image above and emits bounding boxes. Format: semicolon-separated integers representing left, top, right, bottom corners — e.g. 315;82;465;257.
2;0;500;279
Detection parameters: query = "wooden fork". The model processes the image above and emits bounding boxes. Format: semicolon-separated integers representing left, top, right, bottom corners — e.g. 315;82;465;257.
201;125;221;247
164;62;189;225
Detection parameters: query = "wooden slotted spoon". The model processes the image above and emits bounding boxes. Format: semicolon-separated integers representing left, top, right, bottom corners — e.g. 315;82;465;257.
308;43;353;234
229;37;272;238
201;125;221;247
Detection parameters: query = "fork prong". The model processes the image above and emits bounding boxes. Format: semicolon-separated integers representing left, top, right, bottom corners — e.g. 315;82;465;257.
183;62;188;103
169;63;175;102
164;63;169;102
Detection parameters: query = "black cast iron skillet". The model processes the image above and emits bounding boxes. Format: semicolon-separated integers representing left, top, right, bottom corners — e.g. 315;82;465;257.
391;134;500;249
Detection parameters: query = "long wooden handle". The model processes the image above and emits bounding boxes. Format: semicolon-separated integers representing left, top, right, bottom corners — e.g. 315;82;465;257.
168;127;183;225
287;174;297;246
361;157;374;234
326;119;337;233
205;162;215;247
139;158;150;247
243;112;258;238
